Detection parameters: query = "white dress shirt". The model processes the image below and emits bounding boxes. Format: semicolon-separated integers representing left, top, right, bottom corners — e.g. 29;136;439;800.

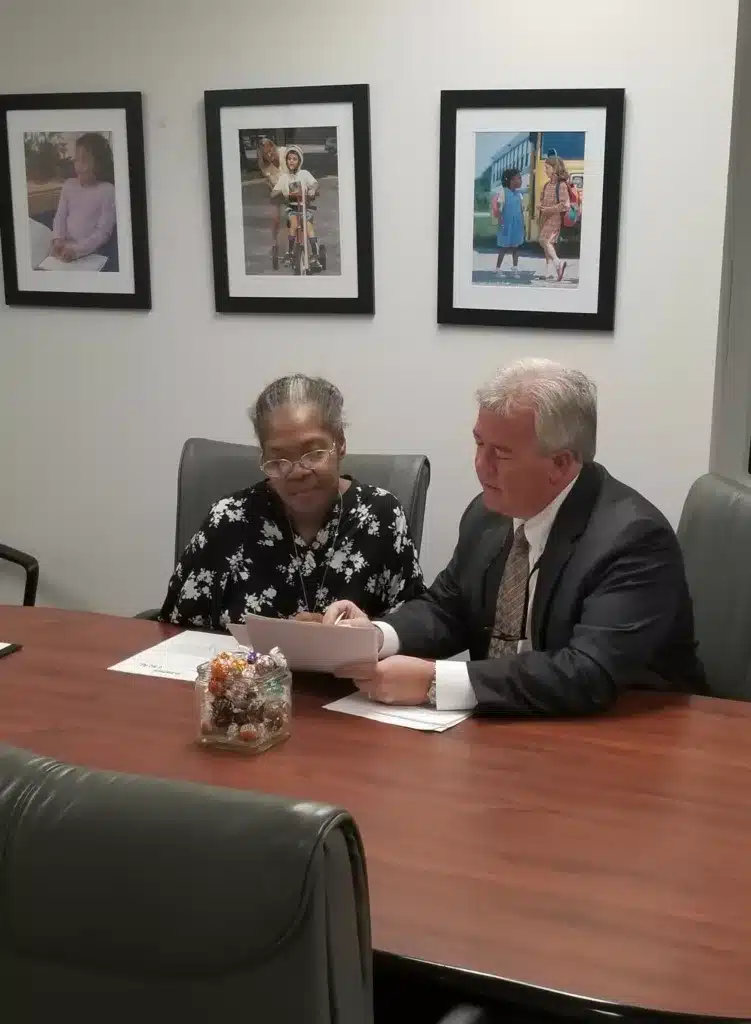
376;476;579;710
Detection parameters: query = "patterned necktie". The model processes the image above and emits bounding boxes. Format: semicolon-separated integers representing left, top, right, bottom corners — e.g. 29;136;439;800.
488;524;530;657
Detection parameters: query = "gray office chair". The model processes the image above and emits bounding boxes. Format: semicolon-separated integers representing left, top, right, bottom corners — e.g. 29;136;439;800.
0;743;488;1024
677;472;751;699
137;437;431;619
0;543;39;606
174;437;431;562
0;743;373;1022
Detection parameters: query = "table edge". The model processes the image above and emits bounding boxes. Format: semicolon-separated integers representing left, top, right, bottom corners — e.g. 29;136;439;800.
376;948;747;1022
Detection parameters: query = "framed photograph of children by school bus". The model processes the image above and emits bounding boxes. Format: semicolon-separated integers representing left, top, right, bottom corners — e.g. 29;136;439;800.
0;91;151;310
205;84;374;315
437;89;624;331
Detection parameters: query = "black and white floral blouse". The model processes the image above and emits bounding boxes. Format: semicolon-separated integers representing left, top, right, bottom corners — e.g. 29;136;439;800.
159;479;425;630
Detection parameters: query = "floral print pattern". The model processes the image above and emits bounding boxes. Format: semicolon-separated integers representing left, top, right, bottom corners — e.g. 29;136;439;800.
159;479;425;630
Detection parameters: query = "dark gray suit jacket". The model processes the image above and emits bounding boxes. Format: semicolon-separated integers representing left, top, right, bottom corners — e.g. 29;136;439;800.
385;462;705;715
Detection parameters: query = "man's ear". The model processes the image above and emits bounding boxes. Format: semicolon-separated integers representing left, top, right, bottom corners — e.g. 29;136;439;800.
551;450;575;476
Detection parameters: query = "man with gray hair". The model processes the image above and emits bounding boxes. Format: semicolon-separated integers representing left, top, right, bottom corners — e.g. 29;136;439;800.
324;358;704;714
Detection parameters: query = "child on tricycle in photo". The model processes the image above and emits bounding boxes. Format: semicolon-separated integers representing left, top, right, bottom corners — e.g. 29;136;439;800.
271;145;322;271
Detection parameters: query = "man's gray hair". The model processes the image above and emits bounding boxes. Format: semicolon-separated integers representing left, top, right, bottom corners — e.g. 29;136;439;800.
476;358;597;462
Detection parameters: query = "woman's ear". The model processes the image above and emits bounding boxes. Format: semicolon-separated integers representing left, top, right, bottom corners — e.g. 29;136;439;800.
337;434;347;460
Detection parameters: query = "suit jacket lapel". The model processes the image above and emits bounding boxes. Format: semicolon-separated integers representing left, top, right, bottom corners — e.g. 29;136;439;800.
530;463;603;646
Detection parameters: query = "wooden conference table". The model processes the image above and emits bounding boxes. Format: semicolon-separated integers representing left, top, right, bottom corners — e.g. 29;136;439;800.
0;606;750;1022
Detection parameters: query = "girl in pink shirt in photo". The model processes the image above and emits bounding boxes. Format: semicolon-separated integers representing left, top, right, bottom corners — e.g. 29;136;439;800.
51;133;117;265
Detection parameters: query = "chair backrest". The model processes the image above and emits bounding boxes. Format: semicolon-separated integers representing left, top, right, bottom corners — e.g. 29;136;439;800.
174;437;431;563
0;743;373;1023
677;472;751;699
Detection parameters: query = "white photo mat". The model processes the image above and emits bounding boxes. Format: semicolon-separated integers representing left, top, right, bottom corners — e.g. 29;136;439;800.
220;102;359;300
6;107;135;295
453;107;607;315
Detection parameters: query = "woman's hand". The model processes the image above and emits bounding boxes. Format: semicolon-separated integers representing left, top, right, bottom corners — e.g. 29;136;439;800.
293;611;324;623
322;601;369;625
50;238;66;257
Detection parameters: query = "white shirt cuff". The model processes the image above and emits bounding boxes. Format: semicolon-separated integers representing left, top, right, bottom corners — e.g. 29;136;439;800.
373;621;400;659
434;660;478;711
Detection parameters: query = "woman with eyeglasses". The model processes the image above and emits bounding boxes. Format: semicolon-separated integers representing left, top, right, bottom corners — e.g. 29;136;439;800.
158;375;425;629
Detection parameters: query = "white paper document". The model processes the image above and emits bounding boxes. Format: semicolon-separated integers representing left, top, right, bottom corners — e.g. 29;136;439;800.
324;694;472;732
37;253;107;272
229;616;378;673
108;631;241;682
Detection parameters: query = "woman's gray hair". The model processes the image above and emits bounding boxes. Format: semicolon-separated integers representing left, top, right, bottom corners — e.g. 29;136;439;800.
250;374;346;445
476;358;597;462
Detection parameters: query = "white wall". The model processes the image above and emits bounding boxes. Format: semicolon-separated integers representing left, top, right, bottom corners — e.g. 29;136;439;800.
0;0;739;614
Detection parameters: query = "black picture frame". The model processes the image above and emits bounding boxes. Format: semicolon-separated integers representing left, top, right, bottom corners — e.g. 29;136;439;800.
0;91;151;311
205;84;374;315
437;88;625;332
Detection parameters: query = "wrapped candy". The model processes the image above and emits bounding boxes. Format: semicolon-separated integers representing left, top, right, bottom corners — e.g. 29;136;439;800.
195;646;292;754
264;698;290;734
239;722;265;744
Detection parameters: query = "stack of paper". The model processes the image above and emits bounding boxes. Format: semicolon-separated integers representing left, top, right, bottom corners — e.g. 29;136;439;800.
324;694;472;732
108;631;241;682
229;614;378;673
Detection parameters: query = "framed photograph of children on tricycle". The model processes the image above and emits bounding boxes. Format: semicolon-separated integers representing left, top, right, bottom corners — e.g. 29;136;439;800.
437;89;625;332
0;91;151;310
205;84;374;315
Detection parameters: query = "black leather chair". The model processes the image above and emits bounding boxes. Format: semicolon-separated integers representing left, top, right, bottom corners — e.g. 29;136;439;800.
677;472;751;699
138;437;431;620
0;543;39;606
0;743;373;1022
0;743;489;1024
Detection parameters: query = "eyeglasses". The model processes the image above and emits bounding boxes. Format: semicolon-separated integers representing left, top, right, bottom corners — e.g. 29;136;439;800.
260;444;336;480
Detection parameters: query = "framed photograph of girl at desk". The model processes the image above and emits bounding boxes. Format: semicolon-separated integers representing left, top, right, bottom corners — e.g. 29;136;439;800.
437;88;625;332
0;91;151;311
205;84;374;315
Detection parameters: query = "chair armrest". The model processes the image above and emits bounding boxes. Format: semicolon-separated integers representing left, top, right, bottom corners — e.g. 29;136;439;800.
0;544;39;607
134;608;161;621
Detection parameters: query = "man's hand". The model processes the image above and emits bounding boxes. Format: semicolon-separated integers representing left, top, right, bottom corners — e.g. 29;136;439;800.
322;601;370;625
334;655;434;706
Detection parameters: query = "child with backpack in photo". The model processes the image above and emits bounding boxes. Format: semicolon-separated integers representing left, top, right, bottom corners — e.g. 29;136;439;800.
537;150;578;282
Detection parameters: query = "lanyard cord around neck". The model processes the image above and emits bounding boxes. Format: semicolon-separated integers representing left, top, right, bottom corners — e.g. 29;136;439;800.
287;494;344;613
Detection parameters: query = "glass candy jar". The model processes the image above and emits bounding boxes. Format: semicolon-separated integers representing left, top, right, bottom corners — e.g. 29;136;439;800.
195;647;292;754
